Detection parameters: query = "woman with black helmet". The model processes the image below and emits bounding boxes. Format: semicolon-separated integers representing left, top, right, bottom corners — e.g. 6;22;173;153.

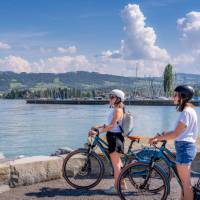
149;85;198;200
88;89;126;194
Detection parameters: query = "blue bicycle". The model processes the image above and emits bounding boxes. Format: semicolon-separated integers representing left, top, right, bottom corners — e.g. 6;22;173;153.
62;134;144;189
117;140;200;200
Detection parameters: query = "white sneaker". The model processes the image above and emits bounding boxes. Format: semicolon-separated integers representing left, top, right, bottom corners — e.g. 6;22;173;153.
104;186;117;194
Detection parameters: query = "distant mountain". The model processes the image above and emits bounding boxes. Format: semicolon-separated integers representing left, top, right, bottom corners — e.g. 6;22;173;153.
175;73;200;85
0;71;161;92
0;71;199;92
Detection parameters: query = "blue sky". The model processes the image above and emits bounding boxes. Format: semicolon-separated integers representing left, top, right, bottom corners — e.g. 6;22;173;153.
0;0;200;76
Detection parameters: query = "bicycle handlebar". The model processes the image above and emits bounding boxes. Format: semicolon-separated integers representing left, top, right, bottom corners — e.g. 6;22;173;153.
152;140;167;149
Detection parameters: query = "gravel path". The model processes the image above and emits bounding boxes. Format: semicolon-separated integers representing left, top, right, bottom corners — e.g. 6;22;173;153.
1;177;199;200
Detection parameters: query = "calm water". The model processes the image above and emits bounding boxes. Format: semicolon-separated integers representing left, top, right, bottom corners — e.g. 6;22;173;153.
0;100;200;158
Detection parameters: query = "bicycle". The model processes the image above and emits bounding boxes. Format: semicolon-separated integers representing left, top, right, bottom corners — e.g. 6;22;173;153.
62;134;143;189
117;140;200;200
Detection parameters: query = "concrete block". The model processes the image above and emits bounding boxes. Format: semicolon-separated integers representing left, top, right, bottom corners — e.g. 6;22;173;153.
9;156;63;187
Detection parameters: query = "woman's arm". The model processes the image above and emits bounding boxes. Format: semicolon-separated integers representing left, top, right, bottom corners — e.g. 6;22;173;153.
149;121;186;144
91;125;106;130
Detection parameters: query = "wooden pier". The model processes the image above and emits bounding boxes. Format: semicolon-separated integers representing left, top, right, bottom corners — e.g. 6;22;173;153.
26;99;200;106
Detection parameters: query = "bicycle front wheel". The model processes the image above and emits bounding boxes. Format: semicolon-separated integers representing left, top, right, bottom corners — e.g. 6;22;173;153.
117;162;169;200
62;148;104;189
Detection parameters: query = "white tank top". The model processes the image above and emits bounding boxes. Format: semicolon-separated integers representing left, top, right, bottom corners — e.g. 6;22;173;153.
107;107;123;133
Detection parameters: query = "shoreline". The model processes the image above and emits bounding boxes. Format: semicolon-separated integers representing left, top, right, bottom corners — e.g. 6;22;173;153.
26;99;200;106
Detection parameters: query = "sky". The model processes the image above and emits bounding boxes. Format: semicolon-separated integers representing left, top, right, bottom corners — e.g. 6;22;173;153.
0;0;200;76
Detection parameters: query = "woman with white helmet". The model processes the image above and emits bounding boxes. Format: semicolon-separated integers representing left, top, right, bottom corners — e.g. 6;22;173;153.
88;89;126;194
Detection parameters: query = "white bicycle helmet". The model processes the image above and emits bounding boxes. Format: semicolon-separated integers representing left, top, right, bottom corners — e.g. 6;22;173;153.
110;89;125;102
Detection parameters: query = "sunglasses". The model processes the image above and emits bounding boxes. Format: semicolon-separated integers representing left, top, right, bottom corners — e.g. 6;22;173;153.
109;95;116;99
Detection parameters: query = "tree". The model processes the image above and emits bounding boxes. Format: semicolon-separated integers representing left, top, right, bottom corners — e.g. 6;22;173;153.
163;64;173;97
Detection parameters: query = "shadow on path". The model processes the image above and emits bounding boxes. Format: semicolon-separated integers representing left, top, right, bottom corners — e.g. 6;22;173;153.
25;187;116;198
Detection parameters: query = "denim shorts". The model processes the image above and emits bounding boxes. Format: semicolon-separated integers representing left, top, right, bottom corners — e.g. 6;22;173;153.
175;141;196;165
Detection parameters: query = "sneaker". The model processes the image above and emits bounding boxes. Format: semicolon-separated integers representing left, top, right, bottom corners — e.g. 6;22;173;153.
104;186;117;194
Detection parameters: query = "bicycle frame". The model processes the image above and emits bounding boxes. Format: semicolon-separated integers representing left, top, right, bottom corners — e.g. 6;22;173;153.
88;135;140;174
91;135;113;169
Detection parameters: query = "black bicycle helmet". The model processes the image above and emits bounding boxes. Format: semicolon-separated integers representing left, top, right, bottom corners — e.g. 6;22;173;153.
174;85;194;102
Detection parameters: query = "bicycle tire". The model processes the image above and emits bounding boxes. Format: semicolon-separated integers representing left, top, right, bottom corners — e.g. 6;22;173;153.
62;148;104;189
117;161;169;200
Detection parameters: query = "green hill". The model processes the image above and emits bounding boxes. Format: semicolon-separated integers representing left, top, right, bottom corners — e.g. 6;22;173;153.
0;71;199;92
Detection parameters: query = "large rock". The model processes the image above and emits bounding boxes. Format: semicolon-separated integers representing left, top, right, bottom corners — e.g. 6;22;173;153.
9;156;63;187
0;163;10;185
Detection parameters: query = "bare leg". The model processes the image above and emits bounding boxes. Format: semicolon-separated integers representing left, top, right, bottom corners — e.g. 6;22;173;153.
110;151;122;189
176;164;193;200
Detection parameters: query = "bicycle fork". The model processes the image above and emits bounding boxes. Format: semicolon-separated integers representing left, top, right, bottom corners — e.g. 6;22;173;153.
139;161;155;190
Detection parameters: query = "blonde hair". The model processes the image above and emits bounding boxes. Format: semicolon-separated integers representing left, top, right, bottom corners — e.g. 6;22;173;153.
114;101;125;112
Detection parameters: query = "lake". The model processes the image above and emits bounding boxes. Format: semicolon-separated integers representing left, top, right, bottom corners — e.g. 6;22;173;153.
0;100;199;158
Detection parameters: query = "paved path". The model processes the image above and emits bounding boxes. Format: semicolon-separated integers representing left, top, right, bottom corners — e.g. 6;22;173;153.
0;177;198;200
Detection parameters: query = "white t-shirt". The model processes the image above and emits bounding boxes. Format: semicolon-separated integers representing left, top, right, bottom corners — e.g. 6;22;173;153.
107;108;123;133
175;107;198;143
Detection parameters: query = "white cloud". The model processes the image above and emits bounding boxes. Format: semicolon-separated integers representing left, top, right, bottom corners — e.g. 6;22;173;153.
39;45;77;55
100;50;122;59
177;11;200;48
57;46;77;54
94;52;168;77
33;55;90;73
0;41;11;50
171;11;200;74
0;56;31;72
93;4;171;76
172;54;195;65
120;4;169;60
0;54;92;73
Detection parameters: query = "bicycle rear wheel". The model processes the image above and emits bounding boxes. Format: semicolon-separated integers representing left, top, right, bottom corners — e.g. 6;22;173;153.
117;162;169;200
62;148;104;189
